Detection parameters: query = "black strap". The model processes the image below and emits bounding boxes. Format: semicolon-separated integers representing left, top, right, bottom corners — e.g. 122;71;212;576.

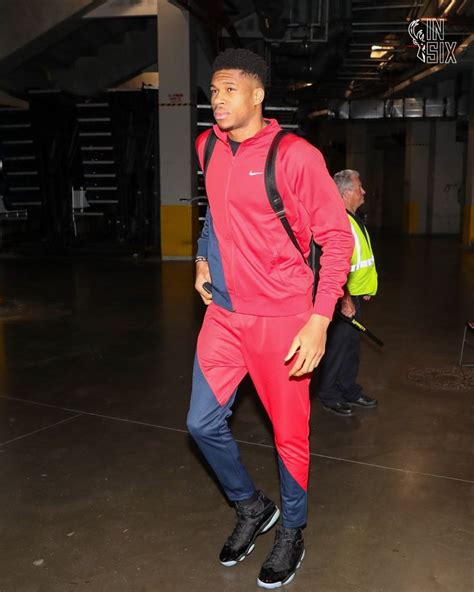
264;131;320;262
203;130;217;176
264;130;321;299
264;130;306;260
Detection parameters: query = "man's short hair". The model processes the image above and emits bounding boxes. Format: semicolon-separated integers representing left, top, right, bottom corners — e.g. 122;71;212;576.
212;48;268;87
333;169;359;196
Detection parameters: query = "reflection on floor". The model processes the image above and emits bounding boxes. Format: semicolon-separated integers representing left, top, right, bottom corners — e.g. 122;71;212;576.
0;237;472;592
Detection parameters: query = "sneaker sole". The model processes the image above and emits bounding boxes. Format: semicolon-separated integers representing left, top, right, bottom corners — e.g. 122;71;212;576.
220;506;281;568
256;548;305;589
349;402;378;408
322;405;354;417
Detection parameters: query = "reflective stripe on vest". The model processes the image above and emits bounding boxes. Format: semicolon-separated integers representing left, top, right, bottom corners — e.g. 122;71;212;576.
351;256;375;273
350;222;374;272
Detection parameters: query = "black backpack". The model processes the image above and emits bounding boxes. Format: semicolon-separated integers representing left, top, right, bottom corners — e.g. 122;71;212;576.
202;129;321;299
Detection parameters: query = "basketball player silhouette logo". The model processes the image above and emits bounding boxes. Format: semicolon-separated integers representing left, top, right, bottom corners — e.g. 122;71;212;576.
408;19;427;63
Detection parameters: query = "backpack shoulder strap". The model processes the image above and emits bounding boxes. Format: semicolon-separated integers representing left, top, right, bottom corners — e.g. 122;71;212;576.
203;130;217;176
264;130;305;259
264;130;321;301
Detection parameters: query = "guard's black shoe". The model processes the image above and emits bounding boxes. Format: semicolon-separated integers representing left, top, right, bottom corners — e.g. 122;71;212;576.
257;525;305;589
348;394;378;408
219;491;280;567
321;401;354;417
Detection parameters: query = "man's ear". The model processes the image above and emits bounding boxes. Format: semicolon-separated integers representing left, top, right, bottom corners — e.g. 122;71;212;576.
254;87;265;106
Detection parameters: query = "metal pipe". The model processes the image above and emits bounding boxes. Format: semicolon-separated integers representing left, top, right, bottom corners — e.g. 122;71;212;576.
349;48;406;52
352;21;411;25
337;76;381;79
343;64;388;67
352;29;410;32
341;64;382;67
349;42;403;45
440;0;459;17
353;4;423;9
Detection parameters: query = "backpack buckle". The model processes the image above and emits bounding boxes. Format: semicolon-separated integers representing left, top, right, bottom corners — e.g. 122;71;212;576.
275;208;285;219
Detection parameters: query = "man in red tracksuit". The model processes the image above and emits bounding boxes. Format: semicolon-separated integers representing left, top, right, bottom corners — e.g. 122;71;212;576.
186;48;353;589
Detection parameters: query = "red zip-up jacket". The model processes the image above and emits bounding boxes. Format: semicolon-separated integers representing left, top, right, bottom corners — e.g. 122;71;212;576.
196;119;353;319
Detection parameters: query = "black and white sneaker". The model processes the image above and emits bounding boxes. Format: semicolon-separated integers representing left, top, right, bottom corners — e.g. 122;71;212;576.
257;525;305;589
219;491;280;567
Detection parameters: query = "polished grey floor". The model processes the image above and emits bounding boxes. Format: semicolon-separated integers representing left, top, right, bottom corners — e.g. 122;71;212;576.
0;237;472;592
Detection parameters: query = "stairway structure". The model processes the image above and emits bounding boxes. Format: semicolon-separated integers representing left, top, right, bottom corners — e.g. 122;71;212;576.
0;106;42;211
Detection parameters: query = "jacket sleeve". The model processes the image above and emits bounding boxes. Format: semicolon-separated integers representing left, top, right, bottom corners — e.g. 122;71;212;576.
196;206;210;258
282;138;354;319
194;130;212;259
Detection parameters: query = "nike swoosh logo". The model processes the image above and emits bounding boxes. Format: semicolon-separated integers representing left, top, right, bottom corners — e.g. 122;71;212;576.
249;171;263;176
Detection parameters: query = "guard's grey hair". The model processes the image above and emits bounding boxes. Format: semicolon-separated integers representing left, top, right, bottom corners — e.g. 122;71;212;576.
333;169;359;197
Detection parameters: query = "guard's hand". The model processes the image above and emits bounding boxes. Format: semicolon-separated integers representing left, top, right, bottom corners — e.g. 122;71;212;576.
285;314;330;377
341;294;356;317
195;261;212;305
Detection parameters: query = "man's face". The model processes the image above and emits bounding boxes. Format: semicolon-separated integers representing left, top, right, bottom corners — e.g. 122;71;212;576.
210;69;264;132
345;175;366;212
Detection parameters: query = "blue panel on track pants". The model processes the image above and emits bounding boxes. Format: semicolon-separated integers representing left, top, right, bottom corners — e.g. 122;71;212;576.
186;356;256;501
278;456;307;528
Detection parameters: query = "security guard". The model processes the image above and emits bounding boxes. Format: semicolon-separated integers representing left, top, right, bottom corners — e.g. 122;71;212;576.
317;169;378;417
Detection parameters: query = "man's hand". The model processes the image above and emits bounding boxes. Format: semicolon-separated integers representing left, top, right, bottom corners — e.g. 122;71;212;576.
285;314;330;377
362;295;371;302
195;261;212;305
341;293;356;317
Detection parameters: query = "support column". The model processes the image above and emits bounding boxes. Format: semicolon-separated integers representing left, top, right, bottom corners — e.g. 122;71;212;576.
431;120;463;234
404;121;430;234
463;119;474;246
158;0;198;258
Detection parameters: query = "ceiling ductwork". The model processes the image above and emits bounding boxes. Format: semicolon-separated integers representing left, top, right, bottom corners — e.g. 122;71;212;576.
0;0;472;105
273;45;344;82
251;0;290;40
271;22;348;56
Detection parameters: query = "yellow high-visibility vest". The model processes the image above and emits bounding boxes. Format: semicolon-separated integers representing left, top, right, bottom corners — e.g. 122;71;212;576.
347;213;378;296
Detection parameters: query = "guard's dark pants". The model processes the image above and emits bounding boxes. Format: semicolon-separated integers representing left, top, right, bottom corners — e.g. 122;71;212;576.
318;296;363;405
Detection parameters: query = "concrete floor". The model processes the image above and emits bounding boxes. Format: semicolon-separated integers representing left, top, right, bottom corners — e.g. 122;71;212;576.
0;237;472;592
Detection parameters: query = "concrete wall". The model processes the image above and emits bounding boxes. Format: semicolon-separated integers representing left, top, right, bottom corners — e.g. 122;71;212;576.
431;121;464;234
381;138;405;234
339;118;465;237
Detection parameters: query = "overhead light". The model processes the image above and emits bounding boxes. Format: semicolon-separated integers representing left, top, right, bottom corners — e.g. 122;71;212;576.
370;45;394;59
440;0;457;16
293;81;314;90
